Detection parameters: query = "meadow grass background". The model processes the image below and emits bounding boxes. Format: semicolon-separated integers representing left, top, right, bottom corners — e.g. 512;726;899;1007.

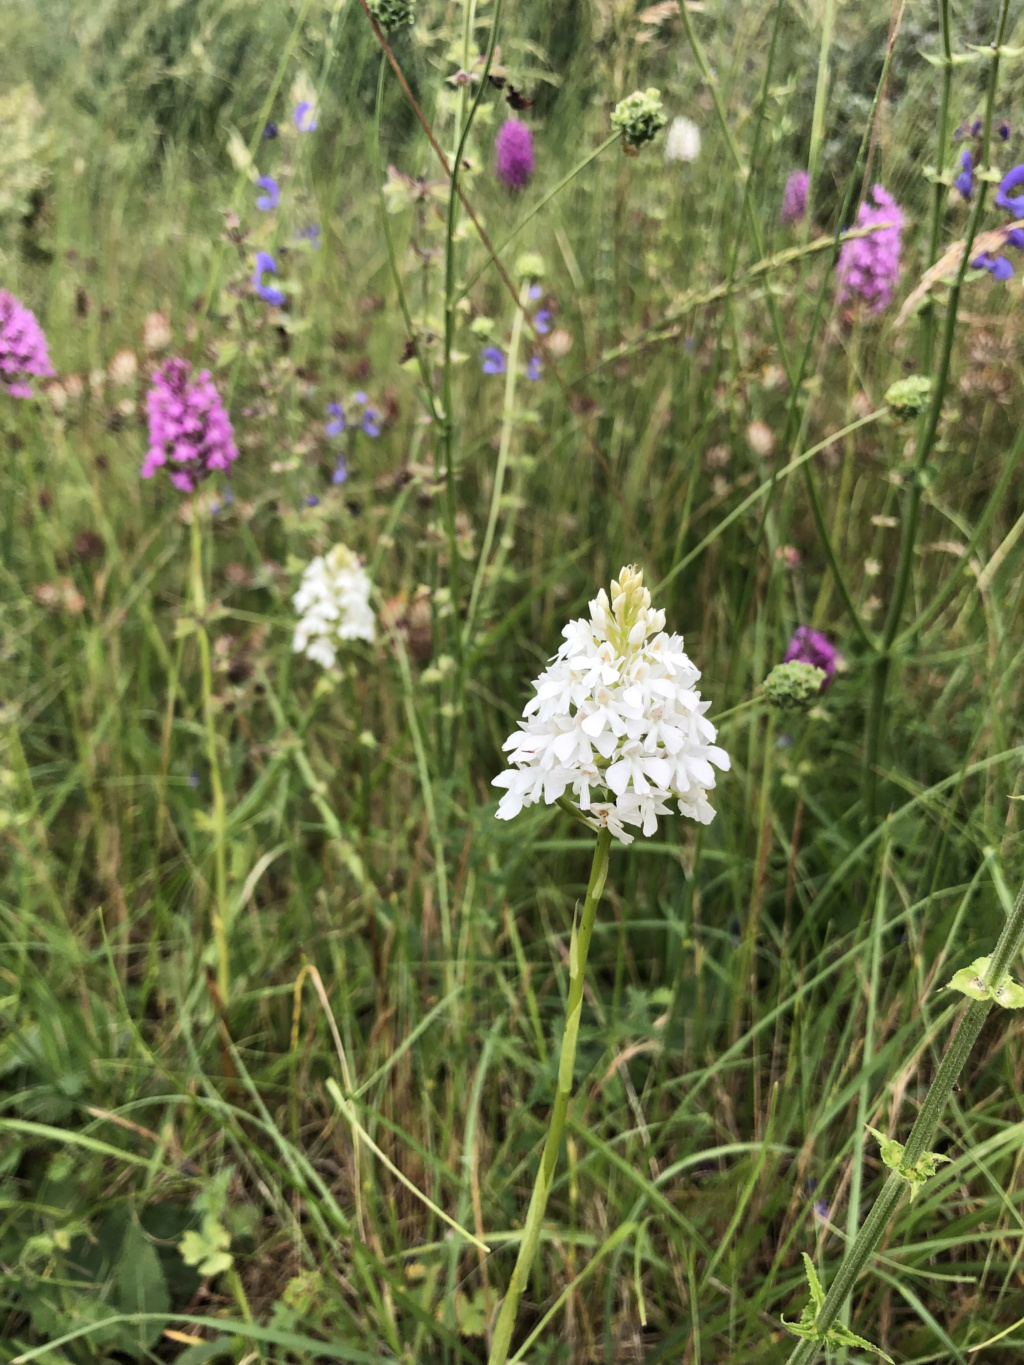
4;0;1024;1360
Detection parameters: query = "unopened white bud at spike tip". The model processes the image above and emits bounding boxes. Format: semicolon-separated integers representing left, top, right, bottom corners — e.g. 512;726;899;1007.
292;544;375;669
492;566;729;843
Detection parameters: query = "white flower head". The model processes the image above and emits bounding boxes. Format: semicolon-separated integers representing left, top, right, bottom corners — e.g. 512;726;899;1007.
292;543;375;668
493;565;729;843
664;116;701;165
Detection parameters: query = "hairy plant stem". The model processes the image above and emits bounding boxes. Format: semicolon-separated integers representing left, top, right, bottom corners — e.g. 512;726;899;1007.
189;509;230;1001
783;865;1024;1364
487;829;613;1365
864;0;1010;823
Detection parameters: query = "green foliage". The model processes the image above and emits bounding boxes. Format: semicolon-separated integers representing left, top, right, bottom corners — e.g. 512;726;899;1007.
947;955;1024;1008
783;1254;894;1361
179;1168;235;1277
866;1127;953;1201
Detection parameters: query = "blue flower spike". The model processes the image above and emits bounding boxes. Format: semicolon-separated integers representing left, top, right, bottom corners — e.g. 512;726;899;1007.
256;176;280;211
995;164;1024;216
252;251;285;306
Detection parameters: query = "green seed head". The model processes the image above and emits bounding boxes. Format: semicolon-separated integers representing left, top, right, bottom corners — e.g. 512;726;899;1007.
611;88;667;152
370;0;415;29
763;661;826;710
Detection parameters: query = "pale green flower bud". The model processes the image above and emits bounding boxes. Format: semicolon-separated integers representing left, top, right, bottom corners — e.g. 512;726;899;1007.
763;661;826;710
885;375;932;418
611;88;667;152
370;0;415;29
515;252;545;281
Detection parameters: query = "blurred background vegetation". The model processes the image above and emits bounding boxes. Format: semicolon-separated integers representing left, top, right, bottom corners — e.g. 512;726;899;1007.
3;0;1024;1361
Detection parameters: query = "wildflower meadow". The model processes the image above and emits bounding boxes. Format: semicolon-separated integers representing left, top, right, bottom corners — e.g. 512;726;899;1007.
6;0;1024;1361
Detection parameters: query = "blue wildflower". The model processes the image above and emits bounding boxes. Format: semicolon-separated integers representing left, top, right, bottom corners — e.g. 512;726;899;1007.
256;175;280;211
263;121;279;140
332;456;348;485
326;402;346;437
294;102;318;133
527;283;543;302
361;407;381;437
972;251;1014;281
954;150;973;199
306;494;320;506
999;121;1011;142
1008;228;1024;248
253;251;285;306
297;224;321;248
995;164;1024;215
526;355;542;381
481;346;506;374
534;309;551;335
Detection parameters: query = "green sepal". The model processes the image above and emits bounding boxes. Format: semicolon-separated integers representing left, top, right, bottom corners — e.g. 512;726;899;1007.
947;956;1024;1008
867;1127;952;1200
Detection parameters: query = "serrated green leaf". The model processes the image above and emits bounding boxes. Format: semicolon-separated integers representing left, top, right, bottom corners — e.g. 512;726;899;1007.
801;1252;825;1313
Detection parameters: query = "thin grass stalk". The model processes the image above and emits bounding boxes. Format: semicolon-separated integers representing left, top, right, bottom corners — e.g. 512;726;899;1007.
783;865;1024;1364
805;0;836;223
487;828;613;1365
188;509;230;1001
373;53;441;421
921;0;954;373
465;285;527;644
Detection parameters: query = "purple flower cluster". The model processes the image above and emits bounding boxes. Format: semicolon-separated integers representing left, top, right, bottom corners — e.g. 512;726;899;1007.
495;119;535;190
0;290;55;398
836;185;905;313
141;359;239;493
955;150;974;200
783;627;841;688
781;170;809;227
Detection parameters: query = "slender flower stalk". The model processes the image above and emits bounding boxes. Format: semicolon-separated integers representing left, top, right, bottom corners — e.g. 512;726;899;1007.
487;568;727;1363
189;511;231;1001
487;828;611;1365
783;866;1024;1363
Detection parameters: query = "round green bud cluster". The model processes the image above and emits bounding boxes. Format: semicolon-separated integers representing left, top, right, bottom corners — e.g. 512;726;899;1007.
370;0;415;29
884;375;932;418
763;661;826;710
611;88;667;152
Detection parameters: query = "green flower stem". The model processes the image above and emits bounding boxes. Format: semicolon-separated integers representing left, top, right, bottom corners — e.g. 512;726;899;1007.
464;286;527;645
864;0;1010;822
189;509;230;1002
783;868;1024;1364
487;828;613;1365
